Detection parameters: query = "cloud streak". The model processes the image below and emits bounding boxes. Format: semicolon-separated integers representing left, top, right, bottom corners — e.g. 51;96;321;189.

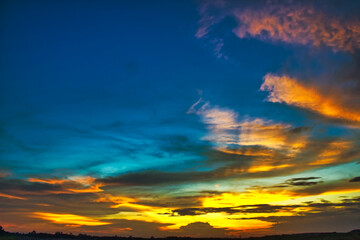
261;73;360;125
0;192;27;200
32;212;111;226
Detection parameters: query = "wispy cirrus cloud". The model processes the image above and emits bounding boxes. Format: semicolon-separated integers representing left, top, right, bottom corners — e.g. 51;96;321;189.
232;4;360;53
260;74;360;125
188;98;310;155
197;1;360;53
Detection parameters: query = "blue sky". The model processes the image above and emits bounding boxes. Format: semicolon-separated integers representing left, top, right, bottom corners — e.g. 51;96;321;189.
1;0;360;237
0;0;290;177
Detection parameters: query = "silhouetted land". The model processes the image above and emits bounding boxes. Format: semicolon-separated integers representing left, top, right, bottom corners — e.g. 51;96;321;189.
1;227;360;240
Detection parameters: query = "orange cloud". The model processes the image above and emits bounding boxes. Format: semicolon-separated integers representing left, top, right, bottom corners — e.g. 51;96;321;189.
0;192;27;200
28;176;103;193
94;193;142;209
238;118;307;151
197;2;360;52
28;178;67;185
32;212;111;226
261;74;360;124
118;227;132;232
232;4;360;52
311;141;352;165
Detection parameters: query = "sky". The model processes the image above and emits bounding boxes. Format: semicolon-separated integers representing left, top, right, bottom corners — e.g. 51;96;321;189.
1;0;360;237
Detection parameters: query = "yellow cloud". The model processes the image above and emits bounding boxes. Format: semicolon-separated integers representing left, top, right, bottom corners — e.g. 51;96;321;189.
201;190;293;208
101;190;297;232
32;212;111;226
99;187;360;234
248;164;293;173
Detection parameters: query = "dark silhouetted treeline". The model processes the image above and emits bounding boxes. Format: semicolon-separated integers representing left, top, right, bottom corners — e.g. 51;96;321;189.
1;226;360;240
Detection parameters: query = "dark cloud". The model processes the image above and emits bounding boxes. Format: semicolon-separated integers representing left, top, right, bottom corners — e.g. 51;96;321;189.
157;134;209;155
0;178;63;194
80;219;171;237
288;126;314;134
174;222;227;238
97;170;214;186
349;176;360;182
284;177;323;187
292;180;360;196
172;204;301;216
247;197;360;234
173;196;360;221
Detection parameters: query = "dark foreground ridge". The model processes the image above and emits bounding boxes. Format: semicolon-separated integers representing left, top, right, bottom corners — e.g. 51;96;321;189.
1;227;360;240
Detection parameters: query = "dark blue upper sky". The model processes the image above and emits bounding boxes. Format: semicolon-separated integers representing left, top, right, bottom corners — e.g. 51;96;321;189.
0;0;296;177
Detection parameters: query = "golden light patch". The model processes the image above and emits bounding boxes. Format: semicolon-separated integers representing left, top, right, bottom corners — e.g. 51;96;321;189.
248;164;293;173
201;190;293;208
32;212;111;226
320;188;360;196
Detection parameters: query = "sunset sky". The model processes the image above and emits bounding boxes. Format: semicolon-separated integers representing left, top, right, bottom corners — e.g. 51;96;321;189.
1;0;360;237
